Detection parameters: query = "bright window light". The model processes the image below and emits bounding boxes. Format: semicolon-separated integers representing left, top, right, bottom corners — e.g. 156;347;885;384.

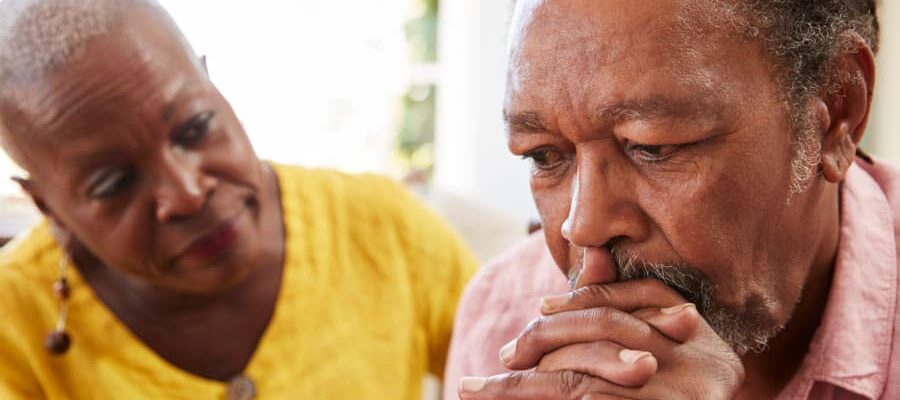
0;0;413;196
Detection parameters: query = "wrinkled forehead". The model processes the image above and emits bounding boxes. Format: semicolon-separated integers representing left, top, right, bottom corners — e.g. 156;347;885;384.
510;0;683;71
505;0;759;110
0;5;202;169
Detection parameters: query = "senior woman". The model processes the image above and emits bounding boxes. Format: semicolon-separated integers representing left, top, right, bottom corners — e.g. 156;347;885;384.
0;0;476;399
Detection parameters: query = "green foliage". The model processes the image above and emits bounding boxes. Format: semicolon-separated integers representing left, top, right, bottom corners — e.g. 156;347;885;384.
397;85;437;167
394;0;439;177
405;0;438;63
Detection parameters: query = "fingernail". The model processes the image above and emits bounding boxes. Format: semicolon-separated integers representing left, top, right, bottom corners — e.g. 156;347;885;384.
540;294;569;312
618;349;652;365
460;377;488;392
499;339;517;364
661;303;696;315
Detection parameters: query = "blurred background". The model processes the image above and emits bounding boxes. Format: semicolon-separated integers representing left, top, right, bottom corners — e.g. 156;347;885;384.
0;1;897;398
2;1;899;261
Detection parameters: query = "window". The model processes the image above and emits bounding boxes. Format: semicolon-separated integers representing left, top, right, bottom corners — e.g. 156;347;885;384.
0;0;445;238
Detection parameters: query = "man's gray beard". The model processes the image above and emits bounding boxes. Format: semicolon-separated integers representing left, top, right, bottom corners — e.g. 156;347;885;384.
606;247;786;355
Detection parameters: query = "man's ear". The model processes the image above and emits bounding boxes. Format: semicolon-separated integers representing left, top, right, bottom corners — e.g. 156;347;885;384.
820;33;876;183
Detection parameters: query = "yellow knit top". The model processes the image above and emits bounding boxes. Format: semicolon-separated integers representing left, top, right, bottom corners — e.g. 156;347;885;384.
0;164;477;399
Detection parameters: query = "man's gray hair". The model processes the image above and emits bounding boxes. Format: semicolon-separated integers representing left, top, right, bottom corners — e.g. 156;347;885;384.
712;1;879;193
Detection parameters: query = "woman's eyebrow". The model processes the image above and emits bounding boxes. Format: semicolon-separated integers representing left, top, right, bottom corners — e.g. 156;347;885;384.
161;100;178;122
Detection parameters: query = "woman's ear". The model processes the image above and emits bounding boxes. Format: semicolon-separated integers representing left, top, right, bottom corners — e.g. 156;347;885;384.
820;33;876;183
13;176;82;255
12;176;51;216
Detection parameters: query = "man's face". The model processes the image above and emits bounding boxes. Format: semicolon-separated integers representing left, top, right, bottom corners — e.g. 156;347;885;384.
506;0;832;351
1;8;270;294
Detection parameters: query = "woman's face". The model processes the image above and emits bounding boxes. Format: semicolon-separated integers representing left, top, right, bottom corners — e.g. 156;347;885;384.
1;13;274;294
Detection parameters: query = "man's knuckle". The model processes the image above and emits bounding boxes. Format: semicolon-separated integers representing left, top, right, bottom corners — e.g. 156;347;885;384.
641;279;675;298
503;371;526;390
575;284;614;305
707;350;744;386
630;307;657;321
584;306;616;324
720;357;745;392
676;349;743;399
557;370;592;398
519;316;548;347
586;307;652;337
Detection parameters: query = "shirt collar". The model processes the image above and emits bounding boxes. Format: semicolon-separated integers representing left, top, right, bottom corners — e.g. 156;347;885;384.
783;161;898;399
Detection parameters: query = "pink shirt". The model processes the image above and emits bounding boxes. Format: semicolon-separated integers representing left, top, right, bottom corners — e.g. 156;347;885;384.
443;159;900;400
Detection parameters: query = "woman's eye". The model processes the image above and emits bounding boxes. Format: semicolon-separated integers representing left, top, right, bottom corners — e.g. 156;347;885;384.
174;111;214;146
88;168;134;199
522;148;567;172
627;143;682;163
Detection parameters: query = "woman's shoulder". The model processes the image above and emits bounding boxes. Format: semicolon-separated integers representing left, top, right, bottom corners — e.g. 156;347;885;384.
0;221;59;286
0;223;56;340
271;162;417;214
272;162;403;189
271;162;468;262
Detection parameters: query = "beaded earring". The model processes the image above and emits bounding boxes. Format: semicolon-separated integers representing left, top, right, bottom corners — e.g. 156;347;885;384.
45;254;72;355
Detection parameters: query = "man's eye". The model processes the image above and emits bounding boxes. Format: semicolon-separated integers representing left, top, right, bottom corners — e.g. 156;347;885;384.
627;143;682;163
522;148;567;172
174;111;214;146
88;168;134;199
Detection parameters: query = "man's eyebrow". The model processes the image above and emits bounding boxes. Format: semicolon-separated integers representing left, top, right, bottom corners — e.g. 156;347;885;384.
597;98;709;123
504;110;550;132
505;98;716;134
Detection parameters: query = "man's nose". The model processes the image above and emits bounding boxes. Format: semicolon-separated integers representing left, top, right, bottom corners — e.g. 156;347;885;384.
561;158;649;249
154;152;215;222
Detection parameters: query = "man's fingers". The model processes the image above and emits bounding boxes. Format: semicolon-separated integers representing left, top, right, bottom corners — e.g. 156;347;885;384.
631;303;701;343
572;247;617;289
536;341;658;388
500;307;671;370
541;279;686;316
581;395;638;400
458;371;636;400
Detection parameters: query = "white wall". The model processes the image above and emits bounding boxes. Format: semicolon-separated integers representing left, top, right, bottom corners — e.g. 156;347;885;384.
0;0;411;199
870;2;900;163
433;0;537;225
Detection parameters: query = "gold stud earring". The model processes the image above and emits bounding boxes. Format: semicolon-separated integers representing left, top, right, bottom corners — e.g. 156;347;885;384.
45;254;72;355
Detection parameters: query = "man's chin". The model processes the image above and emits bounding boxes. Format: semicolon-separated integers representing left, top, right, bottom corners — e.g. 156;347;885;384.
705;293;787;355
609;248;784;355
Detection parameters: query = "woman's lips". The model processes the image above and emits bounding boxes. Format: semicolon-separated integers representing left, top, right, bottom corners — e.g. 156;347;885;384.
180;214;242;263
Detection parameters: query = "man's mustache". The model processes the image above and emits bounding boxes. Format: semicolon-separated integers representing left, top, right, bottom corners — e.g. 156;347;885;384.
568;245;781;355
568;245;716;317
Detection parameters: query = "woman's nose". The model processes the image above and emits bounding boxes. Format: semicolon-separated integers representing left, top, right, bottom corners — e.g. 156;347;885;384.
154;153;215;222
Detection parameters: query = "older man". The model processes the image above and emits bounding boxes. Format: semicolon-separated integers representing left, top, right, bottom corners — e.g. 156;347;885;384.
445;0;899;399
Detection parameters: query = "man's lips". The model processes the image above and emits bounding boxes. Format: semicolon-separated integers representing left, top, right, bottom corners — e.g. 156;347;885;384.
178;213;243;262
